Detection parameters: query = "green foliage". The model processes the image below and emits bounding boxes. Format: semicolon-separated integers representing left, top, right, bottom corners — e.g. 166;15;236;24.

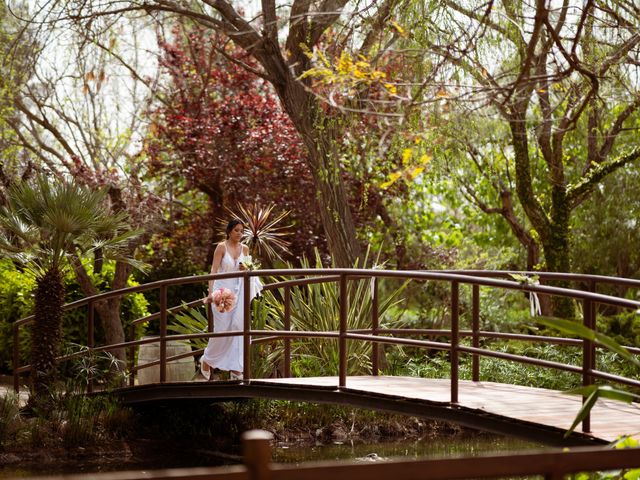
0;259;150;374
597;311;640;350
0;259;34;371
0;351;133;451
255;250;407;377
535;317;640;368
0;175;144;278
395;342;581;391
0;391;21;447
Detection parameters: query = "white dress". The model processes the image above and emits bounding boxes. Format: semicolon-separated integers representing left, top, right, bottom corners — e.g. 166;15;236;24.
201;249;262;371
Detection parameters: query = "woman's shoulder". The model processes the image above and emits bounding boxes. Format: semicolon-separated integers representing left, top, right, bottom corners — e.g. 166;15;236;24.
242;244;249;254
215;241;227;251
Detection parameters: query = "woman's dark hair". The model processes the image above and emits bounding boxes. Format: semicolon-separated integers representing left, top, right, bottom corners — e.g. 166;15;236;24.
225;219;244;239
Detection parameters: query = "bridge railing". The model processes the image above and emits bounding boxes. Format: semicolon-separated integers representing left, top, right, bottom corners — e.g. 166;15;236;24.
13;269;640;434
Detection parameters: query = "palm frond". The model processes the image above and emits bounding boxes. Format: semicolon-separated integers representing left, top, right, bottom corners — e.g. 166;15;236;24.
0;175;144;278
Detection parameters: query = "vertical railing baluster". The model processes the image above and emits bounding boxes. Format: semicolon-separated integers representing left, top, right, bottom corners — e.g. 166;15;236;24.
451;281;459;404
371;276;379;376
243;271;251;381
13;322;19;393
284;286;291;378
128;324;135;387
472;284;480;382
589;280;597;374
87;301;95;393
582;295;594;433
159;285;167;383
339;273;348;388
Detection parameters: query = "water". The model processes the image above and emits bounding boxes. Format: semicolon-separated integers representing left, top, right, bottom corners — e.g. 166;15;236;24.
0;432;545;477
272;433;544;464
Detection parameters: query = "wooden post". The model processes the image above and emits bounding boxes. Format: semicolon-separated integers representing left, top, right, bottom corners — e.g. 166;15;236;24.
284;286;291;378
451;281;459;404
242;429;273;480
87;301;95;393
159;285;167;383
243;271;251;381
472;284;480;382
128;324;135;388
339;273;348;388
582;295;594;433
371;276;379;376
12;322;19;393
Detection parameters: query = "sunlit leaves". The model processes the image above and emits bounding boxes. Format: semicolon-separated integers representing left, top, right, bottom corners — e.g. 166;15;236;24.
299;47;397;98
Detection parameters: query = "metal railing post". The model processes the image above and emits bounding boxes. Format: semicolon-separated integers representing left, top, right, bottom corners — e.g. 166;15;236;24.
128;324;135;387
472;284;480;382
243;271;251;381
371;276;380;376
582;295;594;433
159;285;167;383
284;286;291;378
12;322;19;393
242;430;273;480
588;280;597;373
451;281;459;404
87;301;95;393
339;273;348;388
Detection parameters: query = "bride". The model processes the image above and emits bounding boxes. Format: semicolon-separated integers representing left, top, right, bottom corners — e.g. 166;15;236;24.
201;219;262;380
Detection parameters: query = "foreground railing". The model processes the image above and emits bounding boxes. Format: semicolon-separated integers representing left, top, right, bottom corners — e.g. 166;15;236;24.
12;269;640;435
33;429;640;480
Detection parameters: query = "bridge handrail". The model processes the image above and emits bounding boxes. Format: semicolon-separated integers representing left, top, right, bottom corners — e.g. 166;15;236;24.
12;269;640;328
12;268;640;435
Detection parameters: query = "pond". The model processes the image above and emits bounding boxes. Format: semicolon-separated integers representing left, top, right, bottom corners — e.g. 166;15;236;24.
0;430;547;478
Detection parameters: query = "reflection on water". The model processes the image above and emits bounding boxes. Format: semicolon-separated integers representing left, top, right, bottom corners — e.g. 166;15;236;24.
272;433;546;464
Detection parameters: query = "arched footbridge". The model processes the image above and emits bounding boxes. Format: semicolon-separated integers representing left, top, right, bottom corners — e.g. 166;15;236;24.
12;269;640;447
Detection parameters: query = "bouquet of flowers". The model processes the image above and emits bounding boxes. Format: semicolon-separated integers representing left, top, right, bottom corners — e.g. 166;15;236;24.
212;287;237;313
240;254;260;271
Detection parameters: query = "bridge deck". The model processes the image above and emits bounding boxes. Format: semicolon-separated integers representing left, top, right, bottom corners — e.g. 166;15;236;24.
118;375;640;445
246;376;639;443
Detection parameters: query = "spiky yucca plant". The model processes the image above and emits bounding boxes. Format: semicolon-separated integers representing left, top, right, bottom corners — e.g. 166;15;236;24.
255;248;408;377
220;203;290;263
0;176;143;408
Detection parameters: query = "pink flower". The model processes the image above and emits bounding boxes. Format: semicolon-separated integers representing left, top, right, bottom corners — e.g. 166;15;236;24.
212;287;237;313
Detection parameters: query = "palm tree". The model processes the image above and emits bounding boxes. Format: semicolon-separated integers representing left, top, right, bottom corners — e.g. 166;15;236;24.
0;175;144;407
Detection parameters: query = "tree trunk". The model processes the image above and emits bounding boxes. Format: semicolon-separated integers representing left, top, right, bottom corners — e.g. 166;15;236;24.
71;257;128;366
274;78;362;267
31;267;64;407
542;186;575;318
509;116;575;317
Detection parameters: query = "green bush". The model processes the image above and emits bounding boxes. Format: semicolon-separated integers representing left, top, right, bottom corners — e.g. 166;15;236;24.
0;259;150;375
0;391;21;448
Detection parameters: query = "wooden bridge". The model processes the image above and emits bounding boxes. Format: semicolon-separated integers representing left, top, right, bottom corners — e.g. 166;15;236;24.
12;269;640;447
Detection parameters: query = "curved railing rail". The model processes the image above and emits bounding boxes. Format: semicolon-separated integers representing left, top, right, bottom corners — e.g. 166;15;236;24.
13;269;640;434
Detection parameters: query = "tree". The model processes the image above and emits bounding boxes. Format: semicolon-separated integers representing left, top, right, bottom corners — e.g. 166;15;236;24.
18;0;420;267
0;0;37;203
393;1;640;314
147;22;324;267
0;176;143;405
2;4;162;359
